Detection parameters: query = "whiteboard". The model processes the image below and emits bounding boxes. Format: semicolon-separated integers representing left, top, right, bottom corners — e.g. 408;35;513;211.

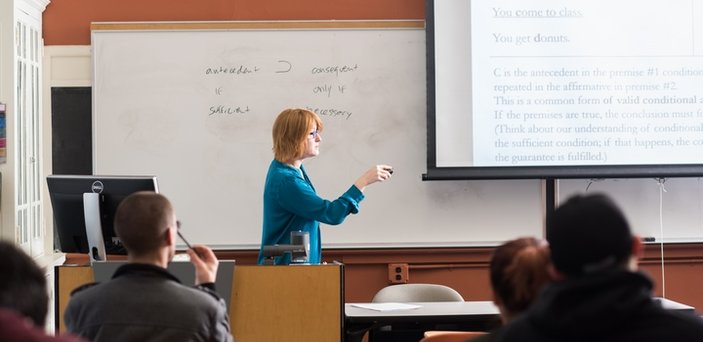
558;178;703;243
91;21;545;249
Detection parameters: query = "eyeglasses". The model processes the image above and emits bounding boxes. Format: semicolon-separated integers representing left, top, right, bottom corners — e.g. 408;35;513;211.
308;130;320;140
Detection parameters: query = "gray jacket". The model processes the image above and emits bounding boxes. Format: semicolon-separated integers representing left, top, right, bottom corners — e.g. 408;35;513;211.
64;263;232;342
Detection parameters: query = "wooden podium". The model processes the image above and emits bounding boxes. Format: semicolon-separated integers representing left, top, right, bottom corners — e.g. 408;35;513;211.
56;263;344;341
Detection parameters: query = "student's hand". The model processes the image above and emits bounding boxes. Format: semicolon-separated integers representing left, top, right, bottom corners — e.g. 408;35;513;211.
187;244;219;285
354;164;393;192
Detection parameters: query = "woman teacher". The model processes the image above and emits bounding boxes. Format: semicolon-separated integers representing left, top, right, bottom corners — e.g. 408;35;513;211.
258;108;393;265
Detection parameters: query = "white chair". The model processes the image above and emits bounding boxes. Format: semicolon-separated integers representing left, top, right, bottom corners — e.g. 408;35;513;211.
372;283;465;303
369;284;466;341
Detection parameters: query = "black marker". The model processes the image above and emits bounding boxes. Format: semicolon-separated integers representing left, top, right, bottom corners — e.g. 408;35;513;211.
642;236;656;242
386;168;394;174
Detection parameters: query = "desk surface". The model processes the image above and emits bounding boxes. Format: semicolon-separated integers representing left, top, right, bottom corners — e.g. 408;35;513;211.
344;298;695;342
344;301;499;342
345;301;499;322
346;297;693;320
656;297;696;312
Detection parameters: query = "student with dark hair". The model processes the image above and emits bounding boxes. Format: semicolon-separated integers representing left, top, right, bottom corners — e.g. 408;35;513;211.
498;193;703;342
0;240;85;341
64;191;232;341
470;237;552;342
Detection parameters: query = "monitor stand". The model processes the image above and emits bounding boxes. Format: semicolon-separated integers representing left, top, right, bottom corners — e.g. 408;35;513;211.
83;193;107;263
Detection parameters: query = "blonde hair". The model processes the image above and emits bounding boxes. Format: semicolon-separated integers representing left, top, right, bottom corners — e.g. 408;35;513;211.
271;108;323;163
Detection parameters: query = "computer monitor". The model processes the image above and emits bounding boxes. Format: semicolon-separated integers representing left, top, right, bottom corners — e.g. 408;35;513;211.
46;175;158;262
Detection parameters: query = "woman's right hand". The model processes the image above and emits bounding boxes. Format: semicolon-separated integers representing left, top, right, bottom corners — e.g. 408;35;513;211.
354;164;393;192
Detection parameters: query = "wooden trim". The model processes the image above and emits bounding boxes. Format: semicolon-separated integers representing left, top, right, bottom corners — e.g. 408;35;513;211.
90;20;425;31
59;244;703;313
55;266;94;332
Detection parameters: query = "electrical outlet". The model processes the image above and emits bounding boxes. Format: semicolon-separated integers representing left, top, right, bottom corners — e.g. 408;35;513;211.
388;263;409;284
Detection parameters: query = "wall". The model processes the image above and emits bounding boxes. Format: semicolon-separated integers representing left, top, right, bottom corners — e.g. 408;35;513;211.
43;0;424;45
212;245;703;311
44;0;703;313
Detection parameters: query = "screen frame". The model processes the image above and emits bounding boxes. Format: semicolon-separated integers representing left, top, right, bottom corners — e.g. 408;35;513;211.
424;0;703;180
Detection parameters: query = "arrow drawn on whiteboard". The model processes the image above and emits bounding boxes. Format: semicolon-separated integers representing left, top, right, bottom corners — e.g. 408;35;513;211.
275;60;292;73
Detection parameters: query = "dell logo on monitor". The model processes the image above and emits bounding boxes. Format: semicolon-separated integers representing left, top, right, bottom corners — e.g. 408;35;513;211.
91;181;104;193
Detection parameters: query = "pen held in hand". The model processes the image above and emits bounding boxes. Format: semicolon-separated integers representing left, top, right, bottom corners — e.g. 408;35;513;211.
177;229;202;258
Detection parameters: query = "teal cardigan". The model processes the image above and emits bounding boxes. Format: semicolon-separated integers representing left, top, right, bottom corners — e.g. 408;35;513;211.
258;160;365;265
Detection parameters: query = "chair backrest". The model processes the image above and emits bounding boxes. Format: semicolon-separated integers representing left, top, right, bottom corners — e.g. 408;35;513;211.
372;283;464;303
420;331;487;342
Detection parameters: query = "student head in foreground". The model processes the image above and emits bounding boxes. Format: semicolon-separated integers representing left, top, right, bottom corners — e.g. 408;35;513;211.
64;191;232;342
469;237;552;342
258;108;393;265
498;193;703;342
0;240;85;341
490;237;552;323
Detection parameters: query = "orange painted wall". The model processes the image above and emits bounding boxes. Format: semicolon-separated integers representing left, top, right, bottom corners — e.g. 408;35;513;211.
43;0;425;45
